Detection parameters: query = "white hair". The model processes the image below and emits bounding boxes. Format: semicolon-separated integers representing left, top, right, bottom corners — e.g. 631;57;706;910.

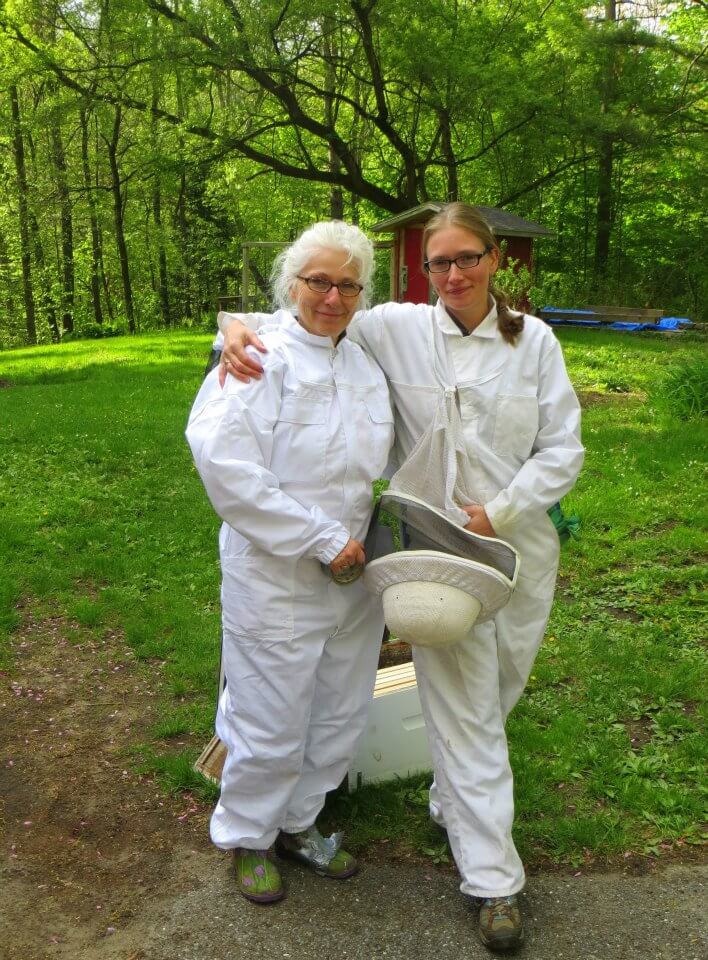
271;220;375;311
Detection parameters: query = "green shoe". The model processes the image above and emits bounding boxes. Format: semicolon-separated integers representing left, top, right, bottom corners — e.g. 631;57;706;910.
477;894;524;952
233;848;284;904
275;826;358;879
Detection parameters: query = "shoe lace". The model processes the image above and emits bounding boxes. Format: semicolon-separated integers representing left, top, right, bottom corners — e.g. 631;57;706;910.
484;896;516;922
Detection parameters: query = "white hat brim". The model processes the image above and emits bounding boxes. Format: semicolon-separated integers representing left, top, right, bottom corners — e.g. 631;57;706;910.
380;491;519;586
364;550;513;624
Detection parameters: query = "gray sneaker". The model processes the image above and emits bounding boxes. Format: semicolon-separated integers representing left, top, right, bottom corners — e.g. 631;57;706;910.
477;894;524;952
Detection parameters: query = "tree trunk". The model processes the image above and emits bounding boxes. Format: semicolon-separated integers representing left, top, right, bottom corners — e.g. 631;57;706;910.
440;108;458;202
594;134;614;283
106;106;135;332
50;115;75;333
328;144;344;221
174;63;192;320
9;85;37;344
28;210;61;342
79;106;105;325
593;0;618;287
323;31;344;219
150;13;171;326
151;113;171;324
152;185;171;325
0;225;17;323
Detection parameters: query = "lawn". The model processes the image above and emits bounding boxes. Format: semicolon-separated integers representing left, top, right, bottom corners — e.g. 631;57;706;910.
0;328;705;869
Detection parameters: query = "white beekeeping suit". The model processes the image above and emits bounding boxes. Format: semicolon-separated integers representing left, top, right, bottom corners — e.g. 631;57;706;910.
218;299;583;897
350;298;584;897
187;311;394;850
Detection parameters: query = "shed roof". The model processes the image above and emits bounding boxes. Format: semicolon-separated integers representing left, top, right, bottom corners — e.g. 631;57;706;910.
370;202;553;238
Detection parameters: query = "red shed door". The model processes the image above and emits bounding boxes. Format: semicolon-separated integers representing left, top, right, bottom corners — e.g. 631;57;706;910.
498;235;533;271
400;227;430;304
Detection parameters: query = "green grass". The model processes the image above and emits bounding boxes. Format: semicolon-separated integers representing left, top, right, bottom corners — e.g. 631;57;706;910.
1;328;705;868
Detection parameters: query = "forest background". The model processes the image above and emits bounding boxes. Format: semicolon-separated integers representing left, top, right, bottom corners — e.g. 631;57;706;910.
0;0;705;349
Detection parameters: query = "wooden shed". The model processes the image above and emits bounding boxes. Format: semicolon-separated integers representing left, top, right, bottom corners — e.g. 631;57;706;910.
370;202;552;304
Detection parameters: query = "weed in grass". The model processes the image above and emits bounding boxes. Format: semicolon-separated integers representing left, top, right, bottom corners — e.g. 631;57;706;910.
152;714;192;740
651;357;708;420
138;748;220;804
420;841;451;865
70;597;104;627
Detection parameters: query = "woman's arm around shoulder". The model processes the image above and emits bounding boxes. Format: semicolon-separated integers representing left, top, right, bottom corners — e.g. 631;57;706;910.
217;309;291;383
346;301;435;378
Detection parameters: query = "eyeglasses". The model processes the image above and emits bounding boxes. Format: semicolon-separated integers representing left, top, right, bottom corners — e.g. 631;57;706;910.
423;249;491;274
297;276;363;298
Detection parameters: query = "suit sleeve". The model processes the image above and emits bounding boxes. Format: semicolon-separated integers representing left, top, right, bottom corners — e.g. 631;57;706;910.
217;310;284;334
186;364;349;563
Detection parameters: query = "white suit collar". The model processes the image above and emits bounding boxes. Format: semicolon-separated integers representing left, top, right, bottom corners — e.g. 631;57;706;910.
434;297;499;339
282;310;339;348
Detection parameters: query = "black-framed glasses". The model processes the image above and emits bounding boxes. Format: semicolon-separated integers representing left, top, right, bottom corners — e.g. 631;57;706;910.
423;249;491;274
297;275;363;298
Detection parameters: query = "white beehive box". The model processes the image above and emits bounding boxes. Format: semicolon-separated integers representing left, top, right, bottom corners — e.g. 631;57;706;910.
347;660;431;791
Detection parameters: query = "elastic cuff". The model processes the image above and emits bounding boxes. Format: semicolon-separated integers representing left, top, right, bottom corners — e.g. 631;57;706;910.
317;528;350;565
484;498;517;539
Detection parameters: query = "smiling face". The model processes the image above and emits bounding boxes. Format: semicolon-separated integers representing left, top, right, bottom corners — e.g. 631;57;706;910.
291;248;362;341
424;225;499;328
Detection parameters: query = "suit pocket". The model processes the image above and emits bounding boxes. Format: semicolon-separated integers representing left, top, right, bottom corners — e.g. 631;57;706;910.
270;395;328;482
493;395;539;459
221;553;296;641
362;396;395;477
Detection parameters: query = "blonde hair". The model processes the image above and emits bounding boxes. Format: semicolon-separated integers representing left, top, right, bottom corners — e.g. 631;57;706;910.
422;202;524;344
271;220;374;312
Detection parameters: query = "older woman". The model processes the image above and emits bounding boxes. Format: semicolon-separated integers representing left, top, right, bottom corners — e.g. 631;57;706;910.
186;221;394;904
217;203;584;951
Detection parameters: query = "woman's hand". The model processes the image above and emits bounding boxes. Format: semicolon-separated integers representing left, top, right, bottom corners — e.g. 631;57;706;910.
462;504;497;538
218;316;268;386
329;539;366;576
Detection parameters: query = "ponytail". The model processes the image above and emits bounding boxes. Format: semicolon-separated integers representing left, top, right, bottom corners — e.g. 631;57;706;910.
491;283;524;344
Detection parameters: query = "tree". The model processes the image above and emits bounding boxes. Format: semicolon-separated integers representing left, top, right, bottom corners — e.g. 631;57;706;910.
8;84;37;344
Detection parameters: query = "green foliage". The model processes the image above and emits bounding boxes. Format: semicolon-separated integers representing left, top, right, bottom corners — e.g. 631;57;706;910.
494;245;533;309
0;0;705;348
138;748;220;804
651;358;708;421
62;323;125;341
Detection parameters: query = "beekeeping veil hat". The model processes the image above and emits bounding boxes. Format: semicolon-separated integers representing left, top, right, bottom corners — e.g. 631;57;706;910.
365;390;519;648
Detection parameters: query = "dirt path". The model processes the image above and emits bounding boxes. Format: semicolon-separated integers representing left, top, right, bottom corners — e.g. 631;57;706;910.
1;610;705;960
0;607;213;960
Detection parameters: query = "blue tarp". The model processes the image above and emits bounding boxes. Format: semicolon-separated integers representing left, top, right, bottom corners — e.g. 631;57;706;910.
542;308;694;333
606;317;696;332
657;317;693;330
608;322;648;331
